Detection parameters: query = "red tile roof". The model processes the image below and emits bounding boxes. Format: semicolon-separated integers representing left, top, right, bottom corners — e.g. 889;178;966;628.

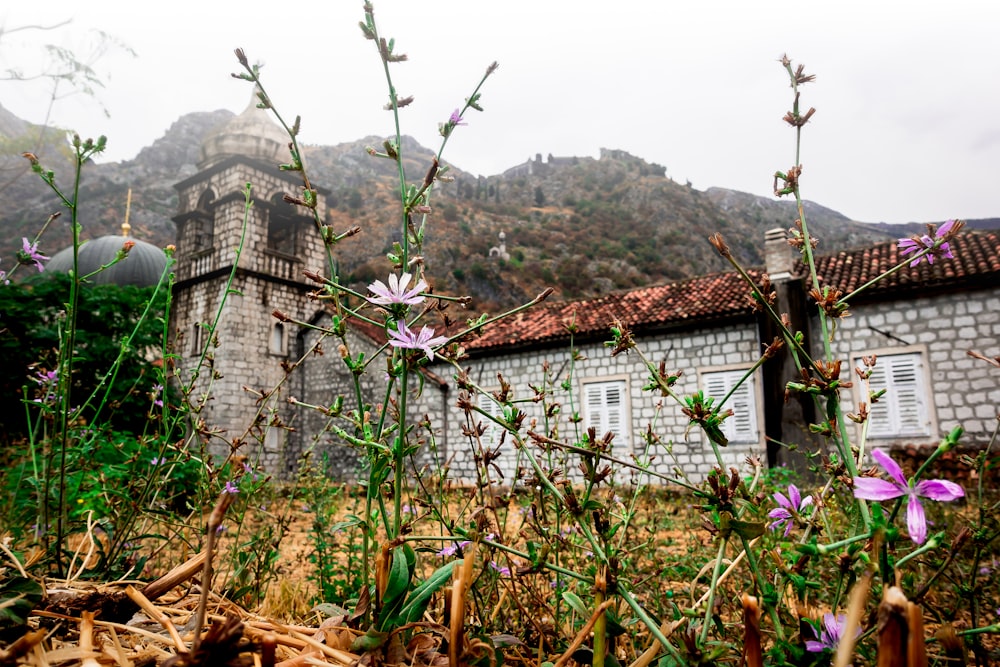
465;269;761;353
464;230;1000;353
811;230;1000;296
349;231;1000;355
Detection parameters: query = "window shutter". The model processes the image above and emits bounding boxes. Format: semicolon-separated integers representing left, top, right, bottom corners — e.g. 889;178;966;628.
477;394;516;480
584;381;628;449
866;353;928;438
729;380;754;440
867;361;891;437
702;370;758;444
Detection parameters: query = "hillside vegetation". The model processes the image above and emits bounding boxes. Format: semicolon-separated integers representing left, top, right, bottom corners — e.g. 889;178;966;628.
0;104;899;310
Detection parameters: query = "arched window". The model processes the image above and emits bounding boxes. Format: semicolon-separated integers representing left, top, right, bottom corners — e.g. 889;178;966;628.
267;194;298;256
191;189;216;253
269;322;286;356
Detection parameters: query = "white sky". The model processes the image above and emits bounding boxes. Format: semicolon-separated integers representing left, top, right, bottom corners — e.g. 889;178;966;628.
2;0;998;224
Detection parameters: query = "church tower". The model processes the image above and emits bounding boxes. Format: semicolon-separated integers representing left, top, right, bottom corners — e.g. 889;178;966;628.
171;96;328;472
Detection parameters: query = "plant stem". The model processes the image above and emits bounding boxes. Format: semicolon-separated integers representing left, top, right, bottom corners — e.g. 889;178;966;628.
700;536;728;644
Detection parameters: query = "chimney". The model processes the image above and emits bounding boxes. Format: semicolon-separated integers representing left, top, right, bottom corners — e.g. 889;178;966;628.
764;228;795;280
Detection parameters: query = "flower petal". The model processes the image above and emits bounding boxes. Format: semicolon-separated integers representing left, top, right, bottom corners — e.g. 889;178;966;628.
788;484;801;509
936;219;956;237
768;508;792;520
907;494;927;545
824;613;844;643
804;640;828;653
852;476;906;502
915;479;965;502
773;491;792;511
871;449;908;488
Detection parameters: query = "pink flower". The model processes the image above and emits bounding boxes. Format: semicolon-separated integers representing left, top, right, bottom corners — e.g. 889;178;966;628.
367;272;427;306
805;613;858;653
20;238;49;272
437;540;470;557
489;560;511;576
767;483;813;537
852;449;964;544
387;321;448;361
898;219;957;267
439;109;468;137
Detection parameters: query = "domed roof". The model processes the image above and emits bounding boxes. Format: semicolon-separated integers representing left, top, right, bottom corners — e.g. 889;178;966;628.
198;91;288;168
46;236;168;287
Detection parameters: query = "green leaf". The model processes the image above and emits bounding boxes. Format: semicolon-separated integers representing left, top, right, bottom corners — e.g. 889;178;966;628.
382;545;412;607
0;576;43;629
350;627;388;653
398;559;459;624
561;591;589;618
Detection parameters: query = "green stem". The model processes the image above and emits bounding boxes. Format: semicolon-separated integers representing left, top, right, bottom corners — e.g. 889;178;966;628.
812;530;873;556
619;587;686;665
894;532;945;568
700;537;729;644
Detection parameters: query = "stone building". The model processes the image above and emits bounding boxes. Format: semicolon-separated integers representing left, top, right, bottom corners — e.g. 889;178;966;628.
168;105;999;484
170;97;329;472
406;229;1000;485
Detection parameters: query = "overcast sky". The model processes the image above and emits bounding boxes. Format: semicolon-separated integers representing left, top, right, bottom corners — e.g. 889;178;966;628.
2;1;997;224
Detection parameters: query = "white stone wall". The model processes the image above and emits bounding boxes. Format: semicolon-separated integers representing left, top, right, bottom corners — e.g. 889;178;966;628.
823;286;1000;446
416;321;768;486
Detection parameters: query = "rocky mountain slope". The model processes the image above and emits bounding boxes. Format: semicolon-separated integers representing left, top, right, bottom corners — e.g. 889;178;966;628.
0;103;912;310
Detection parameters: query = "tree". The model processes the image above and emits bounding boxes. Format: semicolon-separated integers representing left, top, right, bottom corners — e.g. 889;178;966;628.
0;273;167;441
534;185;546;207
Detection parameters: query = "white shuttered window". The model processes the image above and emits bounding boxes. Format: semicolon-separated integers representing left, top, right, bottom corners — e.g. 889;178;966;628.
582;380;630;450
865;353;930;438
476;394;519;481
702;369;759;444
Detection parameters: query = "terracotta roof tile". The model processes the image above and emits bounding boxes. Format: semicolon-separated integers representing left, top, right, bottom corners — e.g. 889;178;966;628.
811;230;1000;296
348;231;1000;355
465;230;1000;353
465;269;762;352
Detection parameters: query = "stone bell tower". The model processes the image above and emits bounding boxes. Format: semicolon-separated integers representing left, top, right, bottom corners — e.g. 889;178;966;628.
171;95;328;471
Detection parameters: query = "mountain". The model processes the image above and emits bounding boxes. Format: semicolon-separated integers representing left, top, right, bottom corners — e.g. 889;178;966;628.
0;106;234;266
0;105;903;310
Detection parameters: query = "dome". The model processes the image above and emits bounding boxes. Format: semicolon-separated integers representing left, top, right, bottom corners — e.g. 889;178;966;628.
46;236;168;287
198;92;288;168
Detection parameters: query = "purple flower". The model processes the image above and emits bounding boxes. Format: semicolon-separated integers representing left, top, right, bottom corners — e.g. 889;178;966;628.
33;369;58;385
805;613;858;653
20;238;49;272
768;484;813;537
439;109;468;137
437;540;471;557
898;219;957;267
223;480;239;494
368;272;428;307
387;321;449;361
489;560;511;576
853;449;964;545
151;384;164;408
150;457;165;466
